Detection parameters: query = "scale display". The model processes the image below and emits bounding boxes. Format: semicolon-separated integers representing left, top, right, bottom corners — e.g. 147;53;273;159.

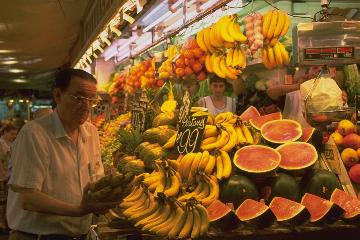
304;47;354;60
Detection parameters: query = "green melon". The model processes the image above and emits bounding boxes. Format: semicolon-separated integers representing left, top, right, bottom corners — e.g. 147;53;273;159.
233;145;281;174
235;199;275;228
276;142;318;170
268;173;301;202
249;112;282;130
261;119;303;144
220;175;259;209
301;193;344;224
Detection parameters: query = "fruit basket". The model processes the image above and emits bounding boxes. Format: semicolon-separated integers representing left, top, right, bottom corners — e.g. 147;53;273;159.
305;107;356;130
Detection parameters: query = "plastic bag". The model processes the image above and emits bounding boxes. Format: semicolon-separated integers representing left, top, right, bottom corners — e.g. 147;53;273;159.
300;76;343;113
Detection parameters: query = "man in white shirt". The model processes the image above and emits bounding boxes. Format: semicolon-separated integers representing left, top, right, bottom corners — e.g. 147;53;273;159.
7;69;117;240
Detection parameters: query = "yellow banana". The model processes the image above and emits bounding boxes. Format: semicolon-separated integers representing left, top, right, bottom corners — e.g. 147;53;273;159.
215;154;223;180
201;129;229;151
203;28;216;53
262;47;273;70
235;126;246;145
195;181;210;199
156;205;184;237
142;203;172;231
154;171;166;195
220;150;232;179
121;185;144;206
198;150;210;171
242;123;254;144
205;54;213;73
204;124;218;138
149;206;177;233
236;48;245;68
232;19;247;42
273;41;283;67
240;47;247;69
209;53;216;71
178;207;194;239
231;47;239;67
280;13;290;37
180;152;195;180
220;125;237;152
195;204;209;236
122;185;142;202
210;26;222;48
226;48;234;67
201;175;220;206
204;154;216;175
219;16;235;43
220;57;238;80
164;174;180;197
188;152;203;181
212;55;226;79
269;38;278;47
267;10;278;40
274;10;285;38
167;206;188;239
135;202;164;227
122;192;148;217
167;159;179;171
130;194;157;221
278;42;290;65
163;132;177;149
262;10;273;38
214;112;227;124
201;136;217;146
196;29;208;52
178;180;204;202
267;46;277;68
190;206;202;239
228;65;242;76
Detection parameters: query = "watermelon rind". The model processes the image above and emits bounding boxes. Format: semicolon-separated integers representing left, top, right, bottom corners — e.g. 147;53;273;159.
301;193;344;224
261;119;302;144
207;200;240;231
249;112;282;130
276;142;318;170
268;173;301;202
300;127;315;142
233;145;281;174
330;189;360;224
239;106;260;122
269;197;310;225
235;199;275;228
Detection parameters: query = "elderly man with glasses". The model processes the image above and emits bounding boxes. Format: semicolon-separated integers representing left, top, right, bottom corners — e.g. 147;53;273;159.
7;69;116;240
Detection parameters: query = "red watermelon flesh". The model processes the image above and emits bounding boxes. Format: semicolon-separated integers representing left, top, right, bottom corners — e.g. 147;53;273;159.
207;200;232;221
236;199;268;221
330;189;360;219
269;197;308;222
234;145;281;173
249;112;282;130
261;119;302;144
301;193;343;223
300;127;315;142
276;142;318;170
239;106;260;122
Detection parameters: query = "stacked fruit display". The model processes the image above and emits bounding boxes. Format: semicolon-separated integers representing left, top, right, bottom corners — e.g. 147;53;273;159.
261;9;290;69
158;45;178;80
331;119;360;184
173;38;207;82
243;12;263;55
108;72;127;95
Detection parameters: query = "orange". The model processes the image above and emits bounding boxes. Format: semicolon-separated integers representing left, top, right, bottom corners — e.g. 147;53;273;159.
357;148;360;158
341;148;359;168
184;58;195;66
196;72;206;81
175;57;185;68
192;62;203;73
175;68;185;77
183;50;193;59
330;131;344;146
192;48;204;58
337;119;355;136
184;66;193;76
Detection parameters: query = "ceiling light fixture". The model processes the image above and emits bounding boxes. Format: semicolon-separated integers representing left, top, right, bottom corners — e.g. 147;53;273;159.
0;60;18;65
13;79;27;83
0;49;16;53
8;69;24;73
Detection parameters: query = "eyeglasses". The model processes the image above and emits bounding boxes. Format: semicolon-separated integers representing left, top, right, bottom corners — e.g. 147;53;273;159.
69;94;100;107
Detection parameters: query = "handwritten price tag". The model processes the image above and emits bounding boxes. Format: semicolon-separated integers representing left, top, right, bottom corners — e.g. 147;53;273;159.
131;92;148;132
175;115;207;154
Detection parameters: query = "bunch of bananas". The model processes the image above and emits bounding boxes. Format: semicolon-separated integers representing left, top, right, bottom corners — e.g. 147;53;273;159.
262;9;290;42
178;174;219;206
196;15;247;53
142;160;181;197
200;124;237;152
120;186;209;239
262;41;290;70
214;112;238;125
159;45;178;80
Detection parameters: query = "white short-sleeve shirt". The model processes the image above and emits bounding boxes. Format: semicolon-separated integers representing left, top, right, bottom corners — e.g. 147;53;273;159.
7;110;104;235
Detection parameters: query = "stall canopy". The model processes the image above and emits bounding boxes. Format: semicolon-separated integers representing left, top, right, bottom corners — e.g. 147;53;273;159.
0;0;91;90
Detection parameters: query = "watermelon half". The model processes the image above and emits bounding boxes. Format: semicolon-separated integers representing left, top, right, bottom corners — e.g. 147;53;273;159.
330;189;360;223
261;119;303;144
301;193;344;224
235;199;275;228
249;112;282;130
269;197;310;225
233;145;281;174
276;142;318;170
300;127;315;142
239;106;260;122
207;200;240;231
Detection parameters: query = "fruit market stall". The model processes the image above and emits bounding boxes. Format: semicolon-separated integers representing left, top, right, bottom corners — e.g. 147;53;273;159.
86;0;360;239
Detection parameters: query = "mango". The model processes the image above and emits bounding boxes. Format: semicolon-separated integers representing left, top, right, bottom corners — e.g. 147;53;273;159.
341;148;359;168
343;133;360;150
337;119;355;136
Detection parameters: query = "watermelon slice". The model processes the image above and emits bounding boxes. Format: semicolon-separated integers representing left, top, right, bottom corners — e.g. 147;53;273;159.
301;193;344;224
233;145;281;174
261;119;302;144
249;112;282;130
300;127;315;142
330;189;360;223
235;199;275;228
276;142;318;170
207;200;239;231
239;106;260;122
269;197;310;225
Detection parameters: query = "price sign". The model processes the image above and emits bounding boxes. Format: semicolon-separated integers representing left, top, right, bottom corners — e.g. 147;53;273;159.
178;90;191;125
175;115;207;154
131;92;148;132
